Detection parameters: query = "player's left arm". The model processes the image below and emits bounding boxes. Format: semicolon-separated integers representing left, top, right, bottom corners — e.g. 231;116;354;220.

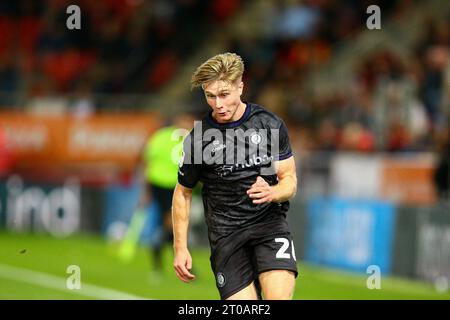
247;156;297;204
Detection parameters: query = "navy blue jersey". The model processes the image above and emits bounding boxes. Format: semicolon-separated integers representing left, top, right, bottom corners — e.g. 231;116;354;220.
178;102;293;243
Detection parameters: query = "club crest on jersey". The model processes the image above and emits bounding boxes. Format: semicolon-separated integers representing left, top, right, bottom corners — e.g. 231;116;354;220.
250;132;262;145
217;272;226;288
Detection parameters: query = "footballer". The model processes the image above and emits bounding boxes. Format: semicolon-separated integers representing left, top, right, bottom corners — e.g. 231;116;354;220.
172;53;298;300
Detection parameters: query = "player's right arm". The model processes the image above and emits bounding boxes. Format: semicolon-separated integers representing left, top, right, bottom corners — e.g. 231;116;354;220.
172;183;195;283
173;128;201;282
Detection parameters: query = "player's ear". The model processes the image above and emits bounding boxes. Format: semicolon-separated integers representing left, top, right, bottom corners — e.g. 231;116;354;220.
238;81;244;95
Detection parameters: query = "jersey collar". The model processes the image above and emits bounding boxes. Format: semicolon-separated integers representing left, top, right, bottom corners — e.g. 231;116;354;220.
206;102;251;129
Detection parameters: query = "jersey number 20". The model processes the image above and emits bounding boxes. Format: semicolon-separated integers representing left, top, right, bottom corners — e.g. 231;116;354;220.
275;238;297;261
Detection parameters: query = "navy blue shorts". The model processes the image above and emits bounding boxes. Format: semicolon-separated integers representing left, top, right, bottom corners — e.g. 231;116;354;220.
209;216;298;300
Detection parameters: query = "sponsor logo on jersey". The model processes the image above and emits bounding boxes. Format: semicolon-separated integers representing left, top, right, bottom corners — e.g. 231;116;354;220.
214;154;274;177
211;140;226;153
237;154;273;169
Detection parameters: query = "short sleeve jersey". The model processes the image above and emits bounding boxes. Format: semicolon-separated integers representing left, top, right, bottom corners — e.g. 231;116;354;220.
178;102;294;240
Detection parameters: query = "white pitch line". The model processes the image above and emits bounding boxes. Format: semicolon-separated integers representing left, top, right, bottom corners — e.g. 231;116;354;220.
0;263;150;300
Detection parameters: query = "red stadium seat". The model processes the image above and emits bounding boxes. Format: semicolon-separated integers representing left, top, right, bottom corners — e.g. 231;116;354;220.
0;17;15;55
41;50;97;90
18;17;42;55
147;52;179;90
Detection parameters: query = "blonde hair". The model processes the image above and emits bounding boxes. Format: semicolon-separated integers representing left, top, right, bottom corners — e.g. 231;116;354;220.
190;52;244;90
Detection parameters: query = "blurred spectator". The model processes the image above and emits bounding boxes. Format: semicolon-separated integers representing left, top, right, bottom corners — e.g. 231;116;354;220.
0;48;19;93
0;125;13;178
416;19;450;129
69;81;95;118
316;119;338;151
385;119;411;152
210;0;241;25
434;128;450;199
339;121;375;152
420;46;449;128
275;0;321;40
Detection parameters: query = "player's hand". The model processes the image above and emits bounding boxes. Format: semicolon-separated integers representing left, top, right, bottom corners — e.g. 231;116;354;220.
173;248;196;283
247;176;274;204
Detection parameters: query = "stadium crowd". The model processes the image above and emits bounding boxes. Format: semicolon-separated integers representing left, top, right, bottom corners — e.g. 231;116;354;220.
0;0;241;96
229;0;449;154
0;0;448;154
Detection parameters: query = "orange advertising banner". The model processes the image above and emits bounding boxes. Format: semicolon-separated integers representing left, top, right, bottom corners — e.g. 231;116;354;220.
381;155;437;206
0;112;163;170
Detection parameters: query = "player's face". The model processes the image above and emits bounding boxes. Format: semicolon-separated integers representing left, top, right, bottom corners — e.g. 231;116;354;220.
203;80;245;123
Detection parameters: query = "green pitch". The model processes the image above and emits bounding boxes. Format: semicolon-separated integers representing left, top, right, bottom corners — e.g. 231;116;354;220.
0;231;448;300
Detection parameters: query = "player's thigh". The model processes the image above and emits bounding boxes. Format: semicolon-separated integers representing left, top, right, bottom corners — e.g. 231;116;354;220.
258;269;296;300
252;229;298;300
210;231;257;300
226;281;258;300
